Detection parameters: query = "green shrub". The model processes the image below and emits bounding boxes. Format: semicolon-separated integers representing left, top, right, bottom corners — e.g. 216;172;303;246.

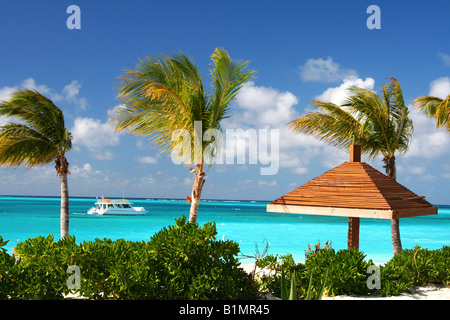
0;237;17;299
379;245;450;296
3;226;449;300
102;240;159;299
147;216;256;299
11;235;87;299
255;253;300;295
304;248;372;297
256;248;372;299
1;217;257;300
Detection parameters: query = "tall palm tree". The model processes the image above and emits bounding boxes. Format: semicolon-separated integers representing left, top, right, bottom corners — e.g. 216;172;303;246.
0;90;72;239
289;78;413;254
114;48;254;224
414;94;450;131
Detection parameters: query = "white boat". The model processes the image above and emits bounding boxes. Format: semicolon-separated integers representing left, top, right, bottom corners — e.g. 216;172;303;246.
87;198;148;216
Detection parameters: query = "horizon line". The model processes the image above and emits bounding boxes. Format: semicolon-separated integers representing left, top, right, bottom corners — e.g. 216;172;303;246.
0;194;272;203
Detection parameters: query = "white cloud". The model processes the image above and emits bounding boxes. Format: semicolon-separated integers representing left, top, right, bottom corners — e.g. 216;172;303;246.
66;163;122;196
0;165;60;195
419;174;439;182
222;82;321;175
0;78;89;112
183;177;192;186
405;77;450;160
405;107;450;159
71;163;102;178
299;57;358;83
63;80;81;99
257;179;277;187
232;81;299;128
61;80;89;110
442;164;450;179
315;76;375;105
71;117;120;160
407;166;426;175
319;145;348;169
291;166;309;175
18;78;52;96
439;53;450;67
429;77;450;99
136;156;158;164
140;175;157;185
0;85;19;102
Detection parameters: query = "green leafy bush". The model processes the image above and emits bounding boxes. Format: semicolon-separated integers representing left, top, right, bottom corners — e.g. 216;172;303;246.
146;216;256;299
1;217;256;300
10;235;69;299
257;245;449;299
2;227;448;300
255;253;300;295
0;237;17;299
379;245;450;296
256;248;371;299
304;248;372;296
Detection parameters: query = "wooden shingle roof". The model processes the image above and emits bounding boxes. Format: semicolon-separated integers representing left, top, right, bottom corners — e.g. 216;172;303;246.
271;161;433;210
267;146;437;219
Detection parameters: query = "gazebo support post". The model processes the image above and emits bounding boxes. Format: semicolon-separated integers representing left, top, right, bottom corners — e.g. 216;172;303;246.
348;145;361;250
350;144;361;162
348;217;360;250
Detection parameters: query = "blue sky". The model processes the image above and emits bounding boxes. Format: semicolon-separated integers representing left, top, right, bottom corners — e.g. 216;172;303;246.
0;0;449;204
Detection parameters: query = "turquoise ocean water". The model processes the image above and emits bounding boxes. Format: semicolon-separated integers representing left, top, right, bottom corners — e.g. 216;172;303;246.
0;196;449;265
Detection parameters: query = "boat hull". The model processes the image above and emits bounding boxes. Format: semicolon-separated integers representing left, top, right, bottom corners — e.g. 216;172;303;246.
105;206;147;215
87;204;148;216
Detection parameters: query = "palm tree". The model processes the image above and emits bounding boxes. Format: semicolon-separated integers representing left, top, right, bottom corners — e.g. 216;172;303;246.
0;90;72;239
414;94;450;131
114;48;254;224
289;78;413;254
342;78;413;180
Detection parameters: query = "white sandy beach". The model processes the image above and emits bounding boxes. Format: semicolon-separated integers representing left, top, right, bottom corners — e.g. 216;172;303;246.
322;285;450;300
240;264;450;300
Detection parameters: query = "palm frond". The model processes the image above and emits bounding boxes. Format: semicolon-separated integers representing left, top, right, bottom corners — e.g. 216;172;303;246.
291;78;413;161
342;80;412;158
382;79;412;152
114;48;254;166
0;90;72;171
0;123;58;168
385;78;406;115
209;48;255;130
414;94;450;130
289;101;371;154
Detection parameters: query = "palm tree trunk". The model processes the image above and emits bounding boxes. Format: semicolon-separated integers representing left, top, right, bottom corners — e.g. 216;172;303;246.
60;173;69;239
383;156;402;254
56;155;70;239
188;164;206;224
383;156;396;180
391;217;402;254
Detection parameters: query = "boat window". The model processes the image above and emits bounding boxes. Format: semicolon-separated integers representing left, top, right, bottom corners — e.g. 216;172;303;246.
116;204;123;208
122;204;131;208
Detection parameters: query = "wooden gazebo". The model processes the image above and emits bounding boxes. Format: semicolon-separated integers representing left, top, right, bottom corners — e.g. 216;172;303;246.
267;145;437;251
